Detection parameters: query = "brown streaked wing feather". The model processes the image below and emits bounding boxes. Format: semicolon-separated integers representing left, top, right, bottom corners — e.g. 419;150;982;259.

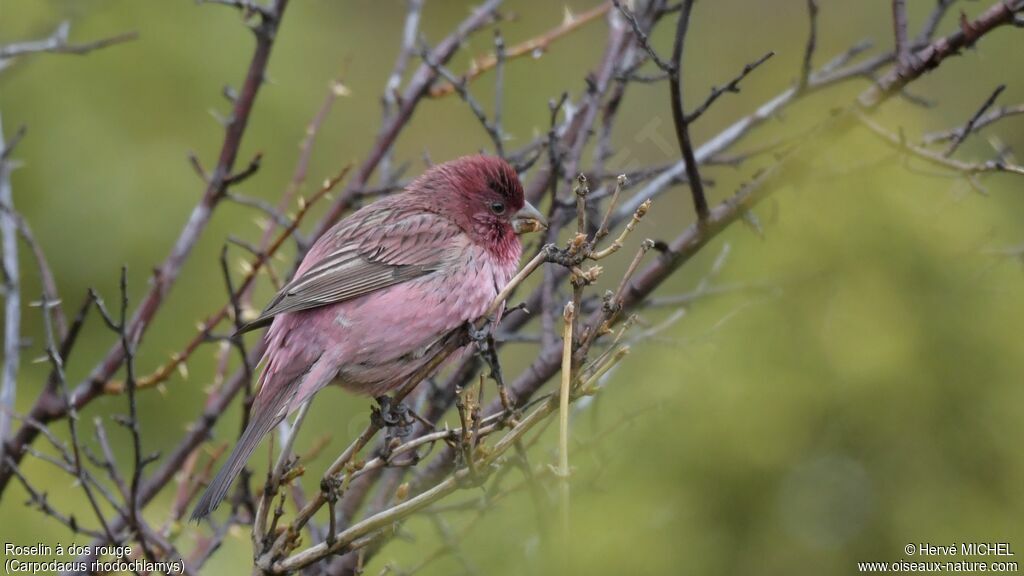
236;208;460;334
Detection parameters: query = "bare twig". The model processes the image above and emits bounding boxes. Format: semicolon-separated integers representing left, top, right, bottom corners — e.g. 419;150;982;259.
0;115;20;448
859;113;1024;178
41;290;117;543
493;29;507;157
916;0;958;46
314;0;503;237
557;302;575;547
799;0;819;89
380;0;424;183
612;0;673;72
860;0;1024;108
8;1;1024;573
923;103;1024;144
668;0;708;220
943;84;1006;157
418;45;504;156
687;51;775;123
428;2;611;98
0;22;136;60
892;0;912;71
0;0;292;496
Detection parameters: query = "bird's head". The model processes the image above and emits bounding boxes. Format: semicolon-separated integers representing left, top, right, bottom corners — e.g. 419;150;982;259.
410;155;547;256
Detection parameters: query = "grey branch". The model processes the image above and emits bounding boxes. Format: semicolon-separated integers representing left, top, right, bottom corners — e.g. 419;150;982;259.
0;115;20;449
923;103;1024;145
0;21;136;61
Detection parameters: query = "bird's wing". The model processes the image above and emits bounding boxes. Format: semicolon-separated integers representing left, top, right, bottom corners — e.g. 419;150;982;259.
237;207;461;334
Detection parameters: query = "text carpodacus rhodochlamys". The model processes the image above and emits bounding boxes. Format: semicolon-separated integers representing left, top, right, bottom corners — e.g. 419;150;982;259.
191;155;547;520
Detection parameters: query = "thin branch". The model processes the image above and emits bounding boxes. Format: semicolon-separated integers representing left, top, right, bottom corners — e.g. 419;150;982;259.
557;302;575;548
612;0;673;72
892;0;912;71
0;0;291;501
686;51;775;123
943;84;1005;157
101;165;343;396
799;0;819;90
4;456;105;539
859;0;1024;108
428;2;611;98
381;0;425;183
493;29;507;157
418;44;504;156
12;1;1024;572
668;0;709;220
618;0;1020;222
41;290;117;543
923;103;1024;144
314;0;503;237
859;113;1024;178
0;114;20;448
2;207;66;339
915;0;958;45
273;391;559;571
0;22;136;60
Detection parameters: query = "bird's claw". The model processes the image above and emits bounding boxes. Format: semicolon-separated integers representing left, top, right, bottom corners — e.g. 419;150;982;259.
465;319;492;343
372;396;414;458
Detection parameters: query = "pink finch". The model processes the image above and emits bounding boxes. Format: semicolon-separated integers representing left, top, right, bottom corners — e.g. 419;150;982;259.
191;155;546;520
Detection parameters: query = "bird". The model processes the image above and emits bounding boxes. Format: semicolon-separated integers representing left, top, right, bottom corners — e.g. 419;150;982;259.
190;155;546;520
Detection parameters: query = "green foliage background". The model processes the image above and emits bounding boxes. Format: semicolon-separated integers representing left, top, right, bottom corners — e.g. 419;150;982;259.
1;1;1022;574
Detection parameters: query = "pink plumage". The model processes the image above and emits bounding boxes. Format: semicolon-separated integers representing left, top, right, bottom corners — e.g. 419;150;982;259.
192;155;545;520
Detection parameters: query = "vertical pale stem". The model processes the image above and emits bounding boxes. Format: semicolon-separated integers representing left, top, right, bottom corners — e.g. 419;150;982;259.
558;302;575;554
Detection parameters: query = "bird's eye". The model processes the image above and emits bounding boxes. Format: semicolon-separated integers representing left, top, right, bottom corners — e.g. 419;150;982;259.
490;201;506;215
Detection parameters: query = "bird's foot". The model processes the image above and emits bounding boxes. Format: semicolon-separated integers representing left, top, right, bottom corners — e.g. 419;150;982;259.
465;323;519;424
465;319;492;343
372;396;414;459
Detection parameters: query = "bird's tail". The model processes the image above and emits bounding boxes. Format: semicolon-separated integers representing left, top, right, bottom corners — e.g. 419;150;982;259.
190;403;284;522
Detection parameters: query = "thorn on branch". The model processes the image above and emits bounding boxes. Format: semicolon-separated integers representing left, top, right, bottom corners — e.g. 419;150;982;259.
188;151;210;183
223;152;263;187
199;0;278;28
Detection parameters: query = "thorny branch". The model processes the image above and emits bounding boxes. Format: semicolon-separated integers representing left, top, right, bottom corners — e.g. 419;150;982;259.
0;0;290;493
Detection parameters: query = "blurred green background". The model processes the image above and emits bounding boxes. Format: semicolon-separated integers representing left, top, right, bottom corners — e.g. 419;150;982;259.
2;0;1023;574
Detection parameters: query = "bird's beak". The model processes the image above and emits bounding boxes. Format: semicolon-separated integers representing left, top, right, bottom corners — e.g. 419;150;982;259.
511;201;547;235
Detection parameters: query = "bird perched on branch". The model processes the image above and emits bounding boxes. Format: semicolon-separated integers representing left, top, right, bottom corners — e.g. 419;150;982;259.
191;155;546;520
